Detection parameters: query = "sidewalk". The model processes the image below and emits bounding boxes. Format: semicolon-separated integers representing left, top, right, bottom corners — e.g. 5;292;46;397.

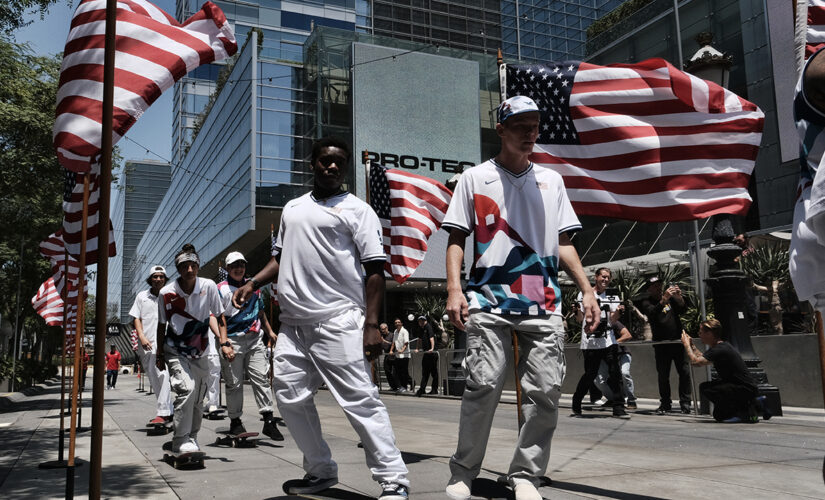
1;370;823;499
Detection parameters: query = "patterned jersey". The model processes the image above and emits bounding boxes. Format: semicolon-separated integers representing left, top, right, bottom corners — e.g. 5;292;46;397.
218;279;263;337
443;159;581;316
158;277;224;358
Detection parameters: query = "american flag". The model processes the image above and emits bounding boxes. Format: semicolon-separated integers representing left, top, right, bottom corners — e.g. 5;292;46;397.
806;0;825;59
505;60;764;222
39;231;86;300
63;164;117;263
130;329;139;351
32;278;64;326
53;0;237;173
368;163;452;283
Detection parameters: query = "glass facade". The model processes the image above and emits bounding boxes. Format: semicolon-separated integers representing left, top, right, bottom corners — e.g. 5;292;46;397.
109;160;172;323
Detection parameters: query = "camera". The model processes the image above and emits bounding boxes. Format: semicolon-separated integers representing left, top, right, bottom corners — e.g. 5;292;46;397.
590;303;613;338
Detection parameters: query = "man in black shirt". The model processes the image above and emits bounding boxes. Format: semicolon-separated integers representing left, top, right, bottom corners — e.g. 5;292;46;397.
640;277;691;414
682;319;766;423
415;316;438;396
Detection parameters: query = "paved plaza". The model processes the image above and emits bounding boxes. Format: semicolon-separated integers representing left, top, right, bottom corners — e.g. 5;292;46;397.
1;371;823;499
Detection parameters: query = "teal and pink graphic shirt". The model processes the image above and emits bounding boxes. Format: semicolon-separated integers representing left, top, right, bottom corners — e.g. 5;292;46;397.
158;277;225;358
443;160;580;316
218;278;263;337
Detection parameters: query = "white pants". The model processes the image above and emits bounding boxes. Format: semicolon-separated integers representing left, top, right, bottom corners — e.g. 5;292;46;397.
167;349;208;449
273;309;409;487
594;351;636;403
206;353;221;409
449;312;565;488
138;347;173;417
220;332;274;419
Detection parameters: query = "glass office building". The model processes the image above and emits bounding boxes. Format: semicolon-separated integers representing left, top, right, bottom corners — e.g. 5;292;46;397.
110;160;172;323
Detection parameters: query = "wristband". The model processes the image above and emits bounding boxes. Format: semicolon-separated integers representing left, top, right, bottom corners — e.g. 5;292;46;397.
221;341;232;348
250;278;260;290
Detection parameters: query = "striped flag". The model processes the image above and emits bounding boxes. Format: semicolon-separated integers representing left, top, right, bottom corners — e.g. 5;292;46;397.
63;164;117;263
368;163;452;283
32;278;64;326
53;0;237;172
504;60;765;222
39;231;87;300
130;329;139;351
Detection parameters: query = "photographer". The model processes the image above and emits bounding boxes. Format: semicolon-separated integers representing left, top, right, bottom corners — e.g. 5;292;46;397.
571;268;629;418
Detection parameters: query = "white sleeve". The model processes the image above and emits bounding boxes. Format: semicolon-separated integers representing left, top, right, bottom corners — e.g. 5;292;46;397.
206;280;225;317
556;180;581;234
273;211;285;256
442;173;474;233
354;204;386;263
128;294;141;320
217;283;232;313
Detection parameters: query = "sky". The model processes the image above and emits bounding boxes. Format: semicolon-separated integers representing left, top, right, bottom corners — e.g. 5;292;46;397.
16;0;179;304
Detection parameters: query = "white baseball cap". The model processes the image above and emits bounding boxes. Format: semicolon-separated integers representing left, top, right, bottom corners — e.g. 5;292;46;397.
225;251;246;266
497;95;540;123
148;265;167;279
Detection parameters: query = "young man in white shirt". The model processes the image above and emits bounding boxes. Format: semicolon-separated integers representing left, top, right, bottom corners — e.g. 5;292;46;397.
233;136;409;499
129;265;173;425
389;318;411;392
443;95;599;500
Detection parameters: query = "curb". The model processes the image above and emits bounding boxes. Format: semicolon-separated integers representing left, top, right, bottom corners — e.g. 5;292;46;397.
0;378;60;412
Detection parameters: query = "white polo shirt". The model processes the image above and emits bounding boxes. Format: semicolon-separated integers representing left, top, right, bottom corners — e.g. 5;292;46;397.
273;191;386;324
129;289;161;353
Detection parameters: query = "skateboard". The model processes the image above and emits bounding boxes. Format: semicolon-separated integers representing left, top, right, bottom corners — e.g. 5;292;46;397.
163;451;205;469
203;408;226;420
215;431;259;448
147;420;173;436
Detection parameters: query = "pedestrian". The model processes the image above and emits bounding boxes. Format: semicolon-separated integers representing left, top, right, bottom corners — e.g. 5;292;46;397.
156;243;234;455
380;323;398;391
415;316;438;396
105;344;121;389
682;319;768;423
640;277;692;414
443;95;600;500
129;265;174;425
571;268;629;418
594;321;638;409
390;318;411;392
233;136;409;499
217;251;283;440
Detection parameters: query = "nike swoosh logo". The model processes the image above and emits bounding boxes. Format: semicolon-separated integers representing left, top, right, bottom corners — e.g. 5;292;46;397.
485;179;498;185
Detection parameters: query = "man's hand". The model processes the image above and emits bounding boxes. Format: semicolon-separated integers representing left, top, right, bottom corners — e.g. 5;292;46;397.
681;331;692;349
581;293;601;333
363;323;382;361
267;330;278;347
232;283;255;309
447;290;469;330
139;335;152;351
221;344;235;361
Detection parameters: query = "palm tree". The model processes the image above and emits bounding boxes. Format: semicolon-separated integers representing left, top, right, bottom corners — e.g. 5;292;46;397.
739;243;790;334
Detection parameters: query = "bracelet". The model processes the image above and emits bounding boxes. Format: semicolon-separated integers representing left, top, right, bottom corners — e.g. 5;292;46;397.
250;278;260;290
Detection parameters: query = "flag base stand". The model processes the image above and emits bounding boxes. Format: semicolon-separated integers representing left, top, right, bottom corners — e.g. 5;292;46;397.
39;458;85;470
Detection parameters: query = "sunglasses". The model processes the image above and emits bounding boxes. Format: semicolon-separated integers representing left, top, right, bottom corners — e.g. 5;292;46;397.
317;155;347;168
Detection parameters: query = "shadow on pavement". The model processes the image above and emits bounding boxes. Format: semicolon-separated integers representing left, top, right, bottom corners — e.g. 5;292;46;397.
400;450;447;465
265;487;375;500
550;480;668;499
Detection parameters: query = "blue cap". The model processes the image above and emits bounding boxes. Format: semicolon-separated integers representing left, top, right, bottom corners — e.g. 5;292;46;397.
497;95;540;123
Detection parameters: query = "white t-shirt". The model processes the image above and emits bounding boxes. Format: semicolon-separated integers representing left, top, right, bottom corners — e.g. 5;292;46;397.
129;289;161;353
273;192;386;324
392;327;410;359
790;47;825;303
158;277;224;359
443;159;581;316
577;289;619;350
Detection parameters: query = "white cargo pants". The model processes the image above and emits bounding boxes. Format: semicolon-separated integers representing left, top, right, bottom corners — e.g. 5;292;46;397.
166;348;208;449
273;309;409;487
449;312;566;488
220;332;274;419
205;353;221;409
137;347;173;417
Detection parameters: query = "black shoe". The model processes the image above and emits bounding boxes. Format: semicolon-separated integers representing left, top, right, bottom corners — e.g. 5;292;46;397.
655;406;671;415
571;400;582;417
415;390;424;397
229;418;246;435
262;419;284;441
285;474;338;494
680;405;691;414
612;406;631;419
756;395;772;421
626;401;637;410
428;389;438;395
379;484;409;499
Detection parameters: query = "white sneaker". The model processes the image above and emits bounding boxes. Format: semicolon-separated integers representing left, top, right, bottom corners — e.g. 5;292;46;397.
445;478;471;500
513;482;542;500
175;440;199;454
208;405;218;413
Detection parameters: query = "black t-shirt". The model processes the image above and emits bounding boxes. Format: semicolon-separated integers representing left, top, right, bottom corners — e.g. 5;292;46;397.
704;342;757;391
640;297;684;342
417;322;435;352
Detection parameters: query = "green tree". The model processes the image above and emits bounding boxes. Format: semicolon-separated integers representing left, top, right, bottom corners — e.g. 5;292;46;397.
1;0;70;32
0;37;65;357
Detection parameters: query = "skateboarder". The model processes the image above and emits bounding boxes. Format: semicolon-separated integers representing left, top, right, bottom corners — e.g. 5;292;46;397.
157;243;234;455
218;250;283;441
233;136;409;499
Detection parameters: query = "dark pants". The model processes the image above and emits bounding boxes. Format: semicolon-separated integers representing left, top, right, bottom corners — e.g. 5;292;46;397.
81;368;88;390
700;380;757;421
653;344;691;408
395;357;411;390
383;356;398;390
573;345;623;407
106;369;118;388
418;352;439;393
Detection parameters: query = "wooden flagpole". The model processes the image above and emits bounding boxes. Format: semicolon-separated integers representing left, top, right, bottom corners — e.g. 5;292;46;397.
66;174;90;498
497;47;526;429
89;0;117;496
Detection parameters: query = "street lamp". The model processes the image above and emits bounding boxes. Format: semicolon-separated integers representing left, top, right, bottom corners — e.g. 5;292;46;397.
684;32;782;416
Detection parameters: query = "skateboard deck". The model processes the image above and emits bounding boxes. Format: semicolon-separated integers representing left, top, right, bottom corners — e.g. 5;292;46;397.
163;451;205;469
147;421;173;435
203;409;226;420
215;431;259;448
